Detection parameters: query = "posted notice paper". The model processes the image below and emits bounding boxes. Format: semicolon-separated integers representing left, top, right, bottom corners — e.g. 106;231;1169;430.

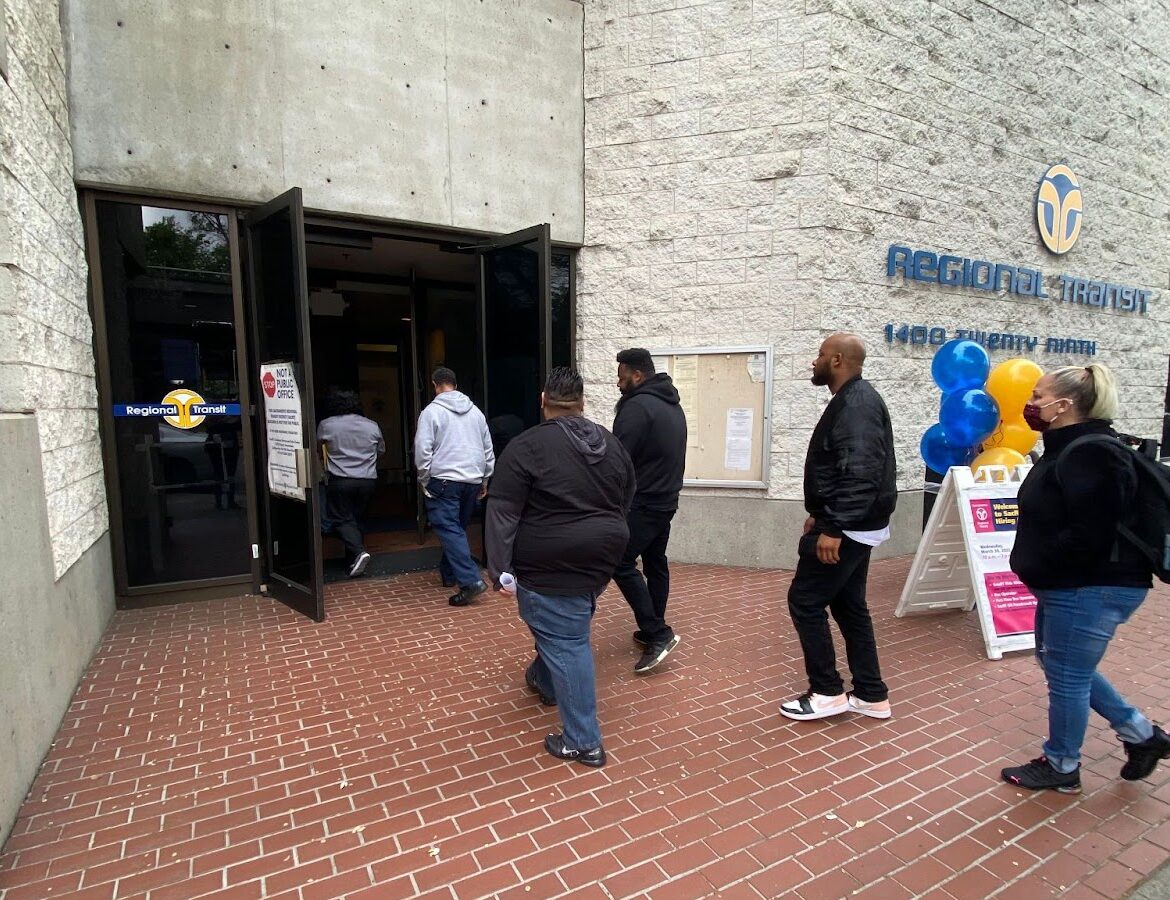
724;407;754;472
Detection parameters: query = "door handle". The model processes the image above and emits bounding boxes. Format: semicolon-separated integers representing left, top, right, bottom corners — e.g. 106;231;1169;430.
295;448;311;489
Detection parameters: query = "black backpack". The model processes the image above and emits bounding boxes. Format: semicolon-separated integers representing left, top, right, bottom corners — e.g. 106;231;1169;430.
1056;434;1170;583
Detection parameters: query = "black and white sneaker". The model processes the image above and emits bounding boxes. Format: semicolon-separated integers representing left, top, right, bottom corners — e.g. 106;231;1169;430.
1001;756;1082;794
348;551;371;578
632;630;649;647
544;733;606;768
634;635;680;674
778;691;849;721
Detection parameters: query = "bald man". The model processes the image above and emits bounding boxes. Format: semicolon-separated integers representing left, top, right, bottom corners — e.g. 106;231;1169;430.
780;333;898;723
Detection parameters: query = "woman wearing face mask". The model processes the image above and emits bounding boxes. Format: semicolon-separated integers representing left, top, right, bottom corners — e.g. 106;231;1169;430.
1001;363;1168;794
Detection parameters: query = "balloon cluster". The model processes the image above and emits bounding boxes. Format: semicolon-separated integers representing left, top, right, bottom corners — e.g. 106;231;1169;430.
919;340;1042;475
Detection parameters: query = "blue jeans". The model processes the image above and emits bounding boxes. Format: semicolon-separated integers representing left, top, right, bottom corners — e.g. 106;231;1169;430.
1034;585;1154;773
517;584;602;751
424;479;481;587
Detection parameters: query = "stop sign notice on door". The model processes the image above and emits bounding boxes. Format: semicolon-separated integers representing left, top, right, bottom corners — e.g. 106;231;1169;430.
258;362;305;502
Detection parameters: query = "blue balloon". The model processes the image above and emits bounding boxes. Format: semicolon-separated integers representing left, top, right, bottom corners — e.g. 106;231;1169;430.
931;340;990;393
920;423;970;473
940;388;1000;446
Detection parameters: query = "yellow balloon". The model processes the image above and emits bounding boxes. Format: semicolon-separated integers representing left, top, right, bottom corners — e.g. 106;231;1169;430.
981;417;1038;456
986;358;1043;421
970;446;1027;475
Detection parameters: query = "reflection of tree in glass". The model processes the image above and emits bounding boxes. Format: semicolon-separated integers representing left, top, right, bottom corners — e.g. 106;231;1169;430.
144;213;229;273
551;251;570;306
551;251;572;368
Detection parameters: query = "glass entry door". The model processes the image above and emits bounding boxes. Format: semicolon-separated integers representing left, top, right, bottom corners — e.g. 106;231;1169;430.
244;188;325;621
480;224;552;452
89;197;254;595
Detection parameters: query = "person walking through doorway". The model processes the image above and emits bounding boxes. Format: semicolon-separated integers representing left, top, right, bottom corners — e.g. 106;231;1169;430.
780;333;897;722
612;348;687;674
318;389;385;578
414;367;495;606
486;367;635;768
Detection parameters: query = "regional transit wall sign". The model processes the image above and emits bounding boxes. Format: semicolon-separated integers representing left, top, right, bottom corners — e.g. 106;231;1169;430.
882;163;1158;357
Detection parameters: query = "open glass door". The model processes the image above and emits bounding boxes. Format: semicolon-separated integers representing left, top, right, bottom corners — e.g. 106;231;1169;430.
408;269;428;544
245;188;325;621
480;224;552;444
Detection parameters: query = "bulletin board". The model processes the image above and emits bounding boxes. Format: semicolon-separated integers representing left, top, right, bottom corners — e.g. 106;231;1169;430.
648;346;772;488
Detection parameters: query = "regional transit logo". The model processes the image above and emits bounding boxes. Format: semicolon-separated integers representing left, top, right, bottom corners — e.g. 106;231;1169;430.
1036;164;1083;255
113;390;240;428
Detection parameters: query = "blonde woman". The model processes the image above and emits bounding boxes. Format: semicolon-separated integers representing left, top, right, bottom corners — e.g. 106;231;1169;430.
1002;363;1167;793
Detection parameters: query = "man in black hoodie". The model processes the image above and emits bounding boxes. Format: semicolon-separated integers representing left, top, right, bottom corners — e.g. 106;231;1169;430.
780;333;897;723
612;348;688;674
486;367;635;768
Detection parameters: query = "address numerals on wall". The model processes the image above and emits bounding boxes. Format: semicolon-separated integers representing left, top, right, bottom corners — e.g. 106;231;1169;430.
883;324;1098;357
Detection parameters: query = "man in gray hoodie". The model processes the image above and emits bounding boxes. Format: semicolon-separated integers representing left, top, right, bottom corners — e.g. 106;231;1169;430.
414;367;495;606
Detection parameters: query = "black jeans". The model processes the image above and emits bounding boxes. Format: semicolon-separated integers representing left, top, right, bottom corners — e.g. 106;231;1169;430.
787;530;888;702
613;507;676;645
325;476;376;563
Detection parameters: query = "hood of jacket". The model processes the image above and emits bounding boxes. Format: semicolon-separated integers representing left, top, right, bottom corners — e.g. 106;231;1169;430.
553;416;608;465
432;390;474;415
616;372;680;412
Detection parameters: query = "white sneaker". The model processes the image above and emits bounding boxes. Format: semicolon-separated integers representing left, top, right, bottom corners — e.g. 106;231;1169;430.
847;694;892;719
348;551;371;578
779;692;849;721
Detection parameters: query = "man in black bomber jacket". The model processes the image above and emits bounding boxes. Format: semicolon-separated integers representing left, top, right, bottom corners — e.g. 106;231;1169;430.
779;333;898;723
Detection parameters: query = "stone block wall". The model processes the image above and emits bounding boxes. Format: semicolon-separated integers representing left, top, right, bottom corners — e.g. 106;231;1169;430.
0;0;107;577
825;0;1170;470
579;0;837;501
578;0;1170;525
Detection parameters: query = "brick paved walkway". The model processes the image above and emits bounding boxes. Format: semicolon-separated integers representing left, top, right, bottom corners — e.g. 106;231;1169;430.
2;558;1170;899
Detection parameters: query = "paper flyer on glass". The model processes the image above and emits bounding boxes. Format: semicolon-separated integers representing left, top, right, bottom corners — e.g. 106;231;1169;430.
259;362;306;502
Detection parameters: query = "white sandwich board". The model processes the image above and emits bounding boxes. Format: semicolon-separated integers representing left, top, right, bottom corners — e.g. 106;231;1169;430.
896;465;1038;660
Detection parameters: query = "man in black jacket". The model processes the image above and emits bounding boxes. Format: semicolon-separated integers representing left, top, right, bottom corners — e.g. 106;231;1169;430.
612;348;688;674
780;333;898;722
486;367;635;768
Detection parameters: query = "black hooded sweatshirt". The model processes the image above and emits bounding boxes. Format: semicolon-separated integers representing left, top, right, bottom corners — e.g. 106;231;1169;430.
613;373;688;512
486;416;636;595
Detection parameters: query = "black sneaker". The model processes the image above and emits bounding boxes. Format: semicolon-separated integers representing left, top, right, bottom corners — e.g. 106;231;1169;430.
525;668;556;706
1122;725;1170;781
449;580;488;607
544;733;606;768
634;635;681;674
1001;756;1082;794
632;630;649;647
348;551;371;578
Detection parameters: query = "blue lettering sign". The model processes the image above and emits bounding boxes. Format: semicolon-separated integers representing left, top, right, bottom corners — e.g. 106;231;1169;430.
888;243;1152;313
886;324;1094;356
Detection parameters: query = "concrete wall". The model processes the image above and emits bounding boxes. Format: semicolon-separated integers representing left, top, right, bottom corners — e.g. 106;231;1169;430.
0;414;115;849
0;0;115;849
577;0;1170;567
0;0;106;578
61;0;586;244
